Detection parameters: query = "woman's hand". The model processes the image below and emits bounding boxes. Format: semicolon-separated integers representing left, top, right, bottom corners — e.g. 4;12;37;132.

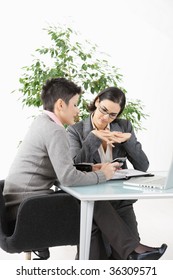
99;162;121;180
92;130;131;145
92;130;115;143
112;132;131;143
92;163;104;172
92;162;122;172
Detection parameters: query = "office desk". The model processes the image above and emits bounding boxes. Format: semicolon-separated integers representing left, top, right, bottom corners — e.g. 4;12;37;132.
60;179;173;260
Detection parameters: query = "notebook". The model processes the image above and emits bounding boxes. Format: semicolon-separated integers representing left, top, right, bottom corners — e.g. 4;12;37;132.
123;158;173;190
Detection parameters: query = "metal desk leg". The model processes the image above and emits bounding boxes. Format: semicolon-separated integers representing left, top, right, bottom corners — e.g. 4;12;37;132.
79;201;94;260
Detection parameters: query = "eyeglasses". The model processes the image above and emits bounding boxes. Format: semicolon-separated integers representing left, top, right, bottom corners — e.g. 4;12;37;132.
98;104;118;119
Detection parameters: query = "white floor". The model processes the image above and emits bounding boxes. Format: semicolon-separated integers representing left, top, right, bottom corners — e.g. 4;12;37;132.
0;199;172;260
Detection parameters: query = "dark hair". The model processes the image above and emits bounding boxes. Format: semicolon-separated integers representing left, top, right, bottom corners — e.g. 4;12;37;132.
41;78;82;112
88;87;126;119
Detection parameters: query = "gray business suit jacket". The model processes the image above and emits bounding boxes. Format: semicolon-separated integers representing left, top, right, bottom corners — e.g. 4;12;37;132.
67;116;149;171
4;113;106;210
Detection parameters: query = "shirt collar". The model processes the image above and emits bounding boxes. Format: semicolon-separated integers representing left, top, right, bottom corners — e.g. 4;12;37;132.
43;110;63;127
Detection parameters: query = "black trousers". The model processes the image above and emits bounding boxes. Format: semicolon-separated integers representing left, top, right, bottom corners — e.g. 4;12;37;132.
89;200;140;260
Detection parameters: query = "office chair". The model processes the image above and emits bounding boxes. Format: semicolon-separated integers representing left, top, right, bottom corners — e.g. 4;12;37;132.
0;180;80;260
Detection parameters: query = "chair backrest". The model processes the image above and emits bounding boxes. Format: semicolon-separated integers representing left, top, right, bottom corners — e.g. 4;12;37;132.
0;180;10;247
0;180;6;228
0;180;4;192
0;180;80;254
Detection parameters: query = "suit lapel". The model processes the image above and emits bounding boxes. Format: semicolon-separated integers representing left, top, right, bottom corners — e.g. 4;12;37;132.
83;117;101;163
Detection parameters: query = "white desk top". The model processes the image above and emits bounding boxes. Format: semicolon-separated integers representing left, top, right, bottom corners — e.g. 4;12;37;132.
60;180;173;201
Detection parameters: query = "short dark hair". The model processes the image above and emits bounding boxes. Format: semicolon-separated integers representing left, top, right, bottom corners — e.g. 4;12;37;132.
88;87;126;119
41;78;82;112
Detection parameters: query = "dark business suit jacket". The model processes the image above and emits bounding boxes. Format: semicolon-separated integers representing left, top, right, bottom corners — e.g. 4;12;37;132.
67;116;149;259
67;116;149;171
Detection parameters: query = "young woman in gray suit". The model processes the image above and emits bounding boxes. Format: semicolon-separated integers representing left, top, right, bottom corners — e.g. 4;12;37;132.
3;78;119;259
67;86;167;260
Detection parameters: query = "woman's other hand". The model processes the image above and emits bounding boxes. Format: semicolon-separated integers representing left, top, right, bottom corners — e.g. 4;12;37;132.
100;162;121;180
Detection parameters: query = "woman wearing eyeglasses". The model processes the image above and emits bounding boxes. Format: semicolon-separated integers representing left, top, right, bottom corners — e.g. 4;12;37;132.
67;87;167;260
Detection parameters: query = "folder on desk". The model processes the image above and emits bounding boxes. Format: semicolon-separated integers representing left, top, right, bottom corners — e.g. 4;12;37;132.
111;169;153;180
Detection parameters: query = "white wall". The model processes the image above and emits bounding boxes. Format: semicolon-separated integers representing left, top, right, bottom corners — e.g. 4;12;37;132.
0;0;173;178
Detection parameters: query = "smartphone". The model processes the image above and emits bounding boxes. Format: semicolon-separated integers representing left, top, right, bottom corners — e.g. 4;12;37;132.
111;157;127;164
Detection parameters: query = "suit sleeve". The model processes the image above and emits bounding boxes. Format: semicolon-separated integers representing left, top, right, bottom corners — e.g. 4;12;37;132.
45;126;106;186
121;120;149;171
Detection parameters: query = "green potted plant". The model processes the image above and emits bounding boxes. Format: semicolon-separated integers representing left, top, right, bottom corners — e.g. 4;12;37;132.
15;24;147;131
